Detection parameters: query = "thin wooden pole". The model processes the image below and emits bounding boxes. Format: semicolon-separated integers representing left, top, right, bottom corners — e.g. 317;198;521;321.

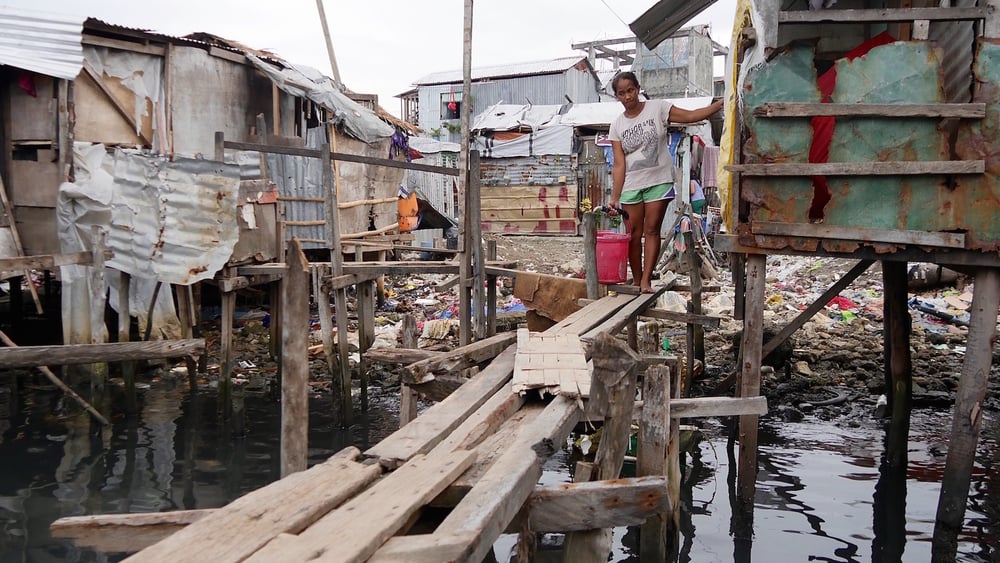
0;172;42;314
737;254;765;503
470;150;486;340
683;230;703;392
89;226;108;391
933;267;1000;560
280;239;310;477
486;239;497;336
457;0;474;345
356;244;373;412
119;271;136;413
0;330;109;426
882;260;911;469
583;211;599;300
314;0;342;86
399;314;419;427
220;279;235;419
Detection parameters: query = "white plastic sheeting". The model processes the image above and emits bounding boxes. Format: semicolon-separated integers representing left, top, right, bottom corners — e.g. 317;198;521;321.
84;45;167;152
472;103;562;131
473;125;575;158
0;6;83;80
246;54;393;144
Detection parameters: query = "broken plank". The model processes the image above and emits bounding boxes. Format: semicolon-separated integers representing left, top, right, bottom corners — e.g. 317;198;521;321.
123;447;381;563
368;533;473;563
0;339;205;369
365;346;516;469
51;510;212;554
403;331;516;384
246;450;477;563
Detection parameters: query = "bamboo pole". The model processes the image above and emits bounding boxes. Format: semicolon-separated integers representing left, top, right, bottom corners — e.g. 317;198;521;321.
0;330;109;426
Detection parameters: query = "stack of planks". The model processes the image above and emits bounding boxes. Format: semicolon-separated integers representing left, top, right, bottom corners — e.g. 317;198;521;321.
511;328;591;398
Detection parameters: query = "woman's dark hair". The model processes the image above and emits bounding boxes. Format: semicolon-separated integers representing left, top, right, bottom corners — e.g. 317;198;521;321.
612;71;639;94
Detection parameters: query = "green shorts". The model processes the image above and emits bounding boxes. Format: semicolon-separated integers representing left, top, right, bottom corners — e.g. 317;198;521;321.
620;183;675;204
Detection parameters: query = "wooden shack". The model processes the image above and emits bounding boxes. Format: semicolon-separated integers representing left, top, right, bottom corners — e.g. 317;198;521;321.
694;1;1000;559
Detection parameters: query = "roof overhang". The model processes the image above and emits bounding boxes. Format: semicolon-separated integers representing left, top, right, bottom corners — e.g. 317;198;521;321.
630;0;718;50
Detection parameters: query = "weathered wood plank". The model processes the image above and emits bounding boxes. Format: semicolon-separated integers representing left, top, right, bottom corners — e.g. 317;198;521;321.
420;395;583;563
641;396;769;419
223;139;461;176
0;339;205;368
365;346;516;469
0;250;97;271
753;102;986;119
280;241;310;477
247;450;477;563
752;221;965;249
580;285;670;342
727;160;983;176
123;448;381;563
404;331;517;384
640;307;722;327
368;534;472;563
779;6;987;24
551;293;633;335
365;346;442;366
527;477;669;532
638;365;672;560
51;510;211;554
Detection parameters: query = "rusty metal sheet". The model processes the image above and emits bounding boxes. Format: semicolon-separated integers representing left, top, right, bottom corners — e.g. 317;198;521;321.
741;38;1000;255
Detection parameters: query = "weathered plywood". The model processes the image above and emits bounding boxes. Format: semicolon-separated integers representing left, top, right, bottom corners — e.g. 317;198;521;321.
9;149;60;207
13;206;58;256
7;74;56;141
73;70;147;146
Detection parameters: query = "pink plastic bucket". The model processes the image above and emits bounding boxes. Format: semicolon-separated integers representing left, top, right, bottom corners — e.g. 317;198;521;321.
596;231;630;284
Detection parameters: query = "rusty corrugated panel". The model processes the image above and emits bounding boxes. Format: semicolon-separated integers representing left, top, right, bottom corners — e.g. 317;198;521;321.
106;150;241;285
414;57;587;85
0;6;83;80
630;0;718;50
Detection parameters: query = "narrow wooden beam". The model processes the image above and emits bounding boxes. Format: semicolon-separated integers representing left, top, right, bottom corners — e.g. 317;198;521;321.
727;160;983;176
752;222;965;249
0;250;97;271
280;240;310;477
403;331;516;385
0;339;205;368
779;6;987;24
753;102;986;118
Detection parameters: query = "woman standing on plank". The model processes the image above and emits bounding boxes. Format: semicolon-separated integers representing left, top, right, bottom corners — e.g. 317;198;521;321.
607;71;723;293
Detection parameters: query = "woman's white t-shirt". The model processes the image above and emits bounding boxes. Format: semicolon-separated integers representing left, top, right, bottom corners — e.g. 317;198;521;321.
608;98;675;193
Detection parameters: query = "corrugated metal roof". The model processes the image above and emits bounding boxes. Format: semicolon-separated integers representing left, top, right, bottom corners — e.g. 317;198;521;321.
472;103;563;131
413;56;588;86
630;0;718;50
0;6;84;80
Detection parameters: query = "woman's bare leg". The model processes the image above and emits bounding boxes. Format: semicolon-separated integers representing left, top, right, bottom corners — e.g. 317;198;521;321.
640;198;670;293
623;202;645;286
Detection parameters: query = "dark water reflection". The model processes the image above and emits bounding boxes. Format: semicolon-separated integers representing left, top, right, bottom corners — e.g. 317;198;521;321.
0;374;996;562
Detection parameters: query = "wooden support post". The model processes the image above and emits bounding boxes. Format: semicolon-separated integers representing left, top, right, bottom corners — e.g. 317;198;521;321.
638;364;673;560
583;211;599;300
89;227;109;385
470;150;486;341
737;254;766;505
317;265;339;404
882;260;911;469
321;138;353;425
683;230;703;393
732;253;746;321
486;239;497;336
563;332;640;562
220;268;235;419
356;245;374;412
280;240;310;477
119;271;136;413
399;314;419;427
175;283;198;391
269;275;282;362
457;0;474;346
933;267;1000;560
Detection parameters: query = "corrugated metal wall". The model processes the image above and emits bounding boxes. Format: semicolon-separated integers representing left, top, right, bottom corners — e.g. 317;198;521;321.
418;70;600;133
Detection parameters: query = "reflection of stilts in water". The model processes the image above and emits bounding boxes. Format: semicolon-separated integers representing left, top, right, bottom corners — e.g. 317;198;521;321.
872;434;907;562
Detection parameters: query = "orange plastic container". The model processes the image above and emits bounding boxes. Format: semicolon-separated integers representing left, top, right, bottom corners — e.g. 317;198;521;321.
596;231;630;284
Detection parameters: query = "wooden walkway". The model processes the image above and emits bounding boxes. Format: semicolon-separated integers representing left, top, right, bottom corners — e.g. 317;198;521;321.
51;288;768;563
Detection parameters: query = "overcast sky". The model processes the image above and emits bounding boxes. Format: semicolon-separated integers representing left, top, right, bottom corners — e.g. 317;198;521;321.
6;0;738;116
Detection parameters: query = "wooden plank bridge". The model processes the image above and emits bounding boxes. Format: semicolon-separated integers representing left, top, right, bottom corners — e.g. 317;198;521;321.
51;286;767;562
